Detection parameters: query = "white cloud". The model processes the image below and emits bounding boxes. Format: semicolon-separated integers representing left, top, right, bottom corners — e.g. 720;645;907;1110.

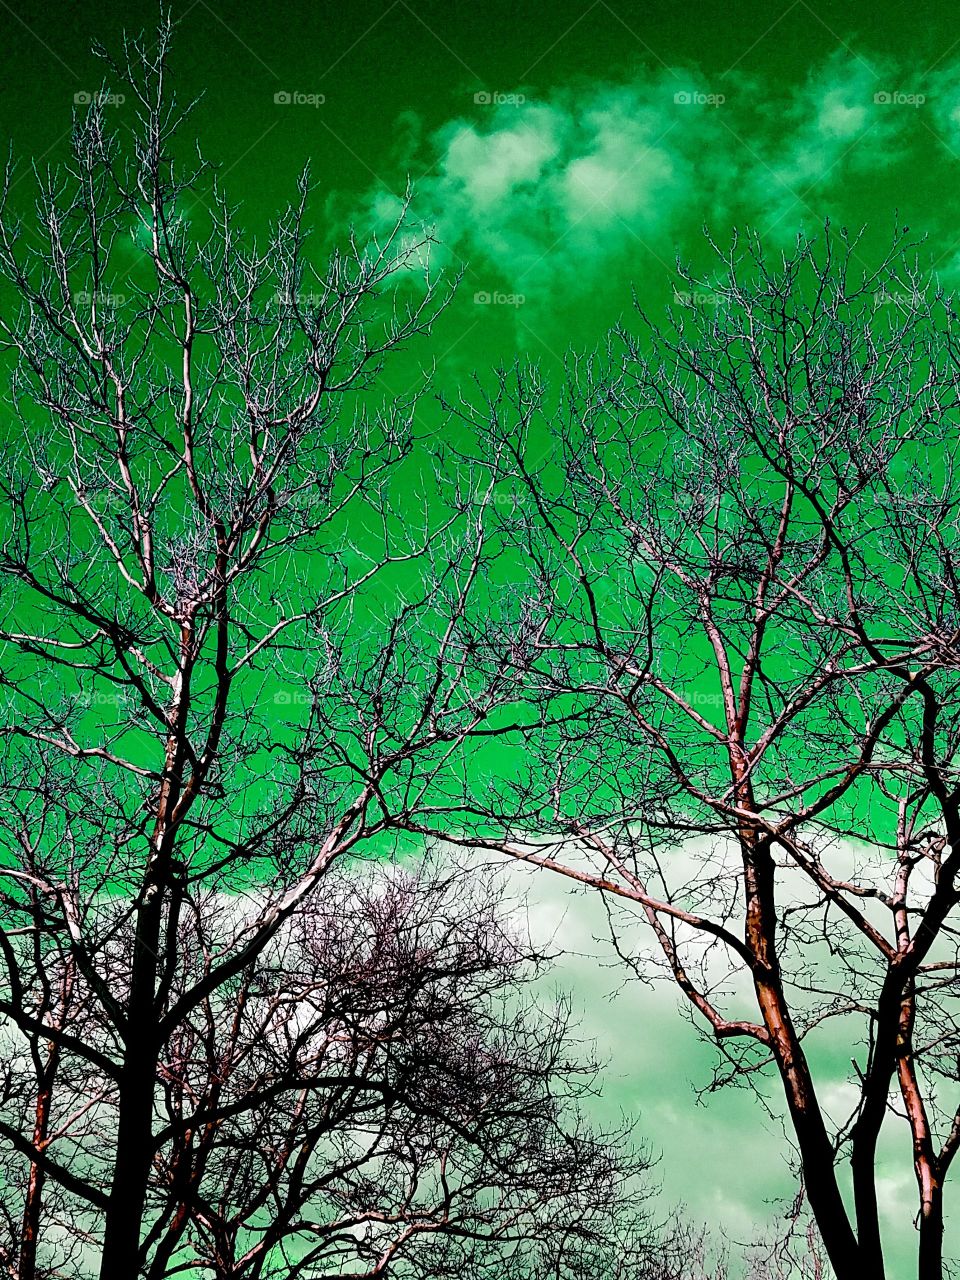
356;51;937;318
452;837;957;1272
749;51;905;230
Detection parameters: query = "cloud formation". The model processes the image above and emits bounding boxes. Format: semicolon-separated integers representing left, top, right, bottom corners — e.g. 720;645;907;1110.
359;49;958;319
489;843;955;1275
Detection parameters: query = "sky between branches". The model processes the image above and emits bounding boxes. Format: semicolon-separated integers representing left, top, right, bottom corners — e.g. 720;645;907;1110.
2;0;959;1272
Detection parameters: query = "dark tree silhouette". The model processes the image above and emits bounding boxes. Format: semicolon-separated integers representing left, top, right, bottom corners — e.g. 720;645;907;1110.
408;228;960;1280
0;20;563;1279
0;851;672;1279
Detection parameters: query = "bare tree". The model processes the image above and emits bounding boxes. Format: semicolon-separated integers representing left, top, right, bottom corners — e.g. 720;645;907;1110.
404;227;960;1280
10;15;954;1280
0;19;542;1280
0;919;89;1280
1;851;673;1280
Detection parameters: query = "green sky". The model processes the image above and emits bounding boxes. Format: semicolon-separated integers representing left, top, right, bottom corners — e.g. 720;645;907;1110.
2;1;959;1274
4;0;960;371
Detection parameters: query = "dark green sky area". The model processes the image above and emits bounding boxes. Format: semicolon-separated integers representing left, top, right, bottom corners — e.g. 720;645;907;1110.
3;0;960;371
1;3;958;1272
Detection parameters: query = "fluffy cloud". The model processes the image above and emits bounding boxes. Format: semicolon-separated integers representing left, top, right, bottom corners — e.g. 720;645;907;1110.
460;840;955;1273
748;51;906;230
413;70;732;297
357;51;948;319
458;848;796;1252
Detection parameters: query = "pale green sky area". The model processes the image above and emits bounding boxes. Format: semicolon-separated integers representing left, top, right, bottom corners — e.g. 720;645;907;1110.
485;850;949;1279
4;6;960;1273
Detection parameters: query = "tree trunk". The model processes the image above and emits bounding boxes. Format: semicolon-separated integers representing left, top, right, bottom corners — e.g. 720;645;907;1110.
19;1056;55;1280
850;1132;885;1279
918;1181;944;1280
98;887;163;1280
743;829;863;1280
755;975;863;1280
